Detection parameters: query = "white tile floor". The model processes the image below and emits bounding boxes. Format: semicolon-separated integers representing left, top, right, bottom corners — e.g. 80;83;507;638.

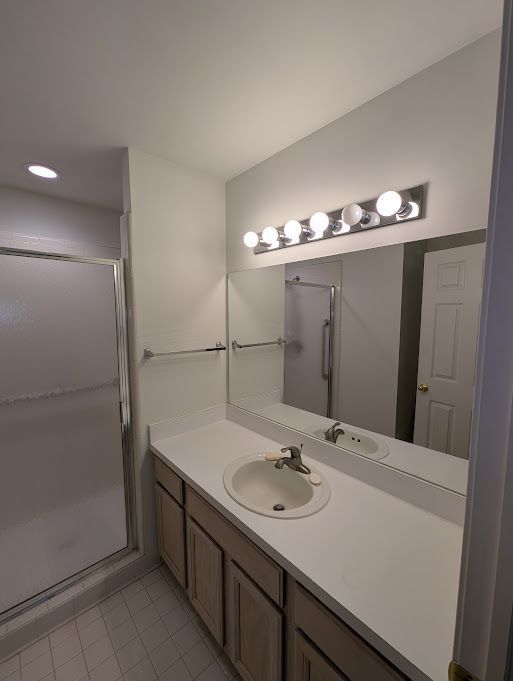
0;567;240;681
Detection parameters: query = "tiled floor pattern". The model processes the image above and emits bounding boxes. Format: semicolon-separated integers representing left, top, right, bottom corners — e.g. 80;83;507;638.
0;567;241;681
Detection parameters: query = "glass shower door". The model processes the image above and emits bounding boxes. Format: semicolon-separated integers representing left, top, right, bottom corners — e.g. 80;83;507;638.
284;280;334;417
0;252;129;616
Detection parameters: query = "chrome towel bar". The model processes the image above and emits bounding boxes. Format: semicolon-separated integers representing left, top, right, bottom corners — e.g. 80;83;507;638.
144;342;226;359
231;337;287;350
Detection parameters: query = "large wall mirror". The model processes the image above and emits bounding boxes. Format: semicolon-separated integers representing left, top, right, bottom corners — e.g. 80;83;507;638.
228;229;486;494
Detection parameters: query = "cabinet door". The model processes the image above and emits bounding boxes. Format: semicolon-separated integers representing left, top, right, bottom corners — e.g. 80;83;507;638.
227;561;283;681
294;632;347;681
155;484;186;587
187;518;224;644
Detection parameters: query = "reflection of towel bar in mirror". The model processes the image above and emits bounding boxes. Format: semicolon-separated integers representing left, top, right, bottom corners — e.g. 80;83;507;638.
285;279;334;289
144;342;226;359
231;338;287;350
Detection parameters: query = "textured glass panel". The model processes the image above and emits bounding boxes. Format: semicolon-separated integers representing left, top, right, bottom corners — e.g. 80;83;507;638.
0;254;127;614
284;285;331;416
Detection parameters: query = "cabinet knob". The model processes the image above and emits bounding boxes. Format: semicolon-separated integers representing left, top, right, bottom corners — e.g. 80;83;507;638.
417;383;429;393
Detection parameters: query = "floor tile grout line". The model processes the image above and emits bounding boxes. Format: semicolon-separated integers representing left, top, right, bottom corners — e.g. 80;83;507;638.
2;563;163;655
105;612;135;678
3;567;237;681
104;601;159;681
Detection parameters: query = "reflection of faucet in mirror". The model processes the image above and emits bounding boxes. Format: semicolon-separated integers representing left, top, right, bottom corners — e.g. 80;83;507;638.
275;444;311;474
324;422;345;443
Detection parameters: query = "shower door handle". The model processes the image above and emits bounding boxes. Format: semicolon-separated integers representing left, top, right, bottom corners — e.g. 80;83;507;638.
322;319;330;379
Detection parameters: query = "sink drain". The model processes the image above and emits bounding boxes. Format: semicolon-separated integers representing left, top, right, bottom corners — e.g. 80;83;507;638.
273;503;285;511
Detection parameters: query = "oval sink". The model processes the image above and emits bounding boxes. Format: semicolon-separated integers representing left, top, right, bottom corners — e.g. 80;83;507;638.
310;426;389;460
223;454;330;519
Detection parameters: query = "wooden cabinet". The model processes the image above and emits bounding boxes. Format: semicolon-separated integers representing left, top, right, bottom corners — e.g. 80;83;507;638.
227;561;283;681
155;483;186;587
294;632;347;681
186;487;284;606
187;518;224;644
293;584;407;681
154;456;409;681
155;457;183;504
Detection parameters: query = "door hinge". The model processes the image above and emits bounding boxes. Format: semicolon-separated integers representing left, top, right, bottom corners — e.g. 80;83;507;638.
449;661;481;681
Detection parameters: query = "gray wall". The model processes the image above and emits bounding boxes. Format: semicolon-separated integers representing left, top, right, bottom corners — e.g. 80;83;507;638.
338;246;404;437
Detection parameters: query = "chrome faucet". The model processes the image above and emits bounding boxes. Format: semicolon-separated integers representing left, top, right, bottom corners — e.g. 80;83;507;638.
324;422;345;443
275;444;311;474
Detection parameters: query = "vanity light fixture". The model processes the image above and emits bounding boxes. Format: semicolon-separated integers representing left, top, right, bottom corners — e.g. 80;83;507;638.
243;231;260;248
24;163;60;180
363;212;380;227
340;204;381;229
376;190;412;218
243;184;425;254
341;203;370;227
284;219;304;241
333;220;351;235
309;212;331;238
262;226;280;245
396;201;420;220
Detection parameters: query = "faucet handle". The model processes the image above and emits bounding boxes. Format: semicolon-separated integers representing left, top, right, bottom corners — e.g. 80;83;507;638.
280;444;303;457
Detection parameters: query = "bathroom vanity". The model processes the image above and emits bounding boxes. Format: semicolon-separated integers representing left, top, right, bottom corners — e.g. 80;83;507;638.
154;455;406;681
150;406;463;681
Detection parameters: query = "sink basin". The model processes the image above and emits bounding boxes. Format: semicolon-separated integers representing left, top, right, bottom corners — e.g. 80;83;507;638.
223;454;330;519
310;426;389;460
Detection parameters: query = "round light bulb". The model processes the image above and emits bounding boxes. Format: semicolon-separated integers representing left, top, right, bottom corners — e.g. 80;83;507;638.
341;203;365;226
262;226;279;244
243;231;259;248
333;220;351;235
362;211;380;228
309;212;330;236
25;163;59;179
396;202;419;221
284;220;303;240
376;191;403;217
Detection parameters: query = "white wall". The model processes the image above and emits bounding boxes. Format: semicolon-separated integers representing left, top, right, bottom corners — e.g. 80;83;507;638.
226;31;500;272
228;266;285;408
338;246;404;437
0;185;121;258
124;148;226;554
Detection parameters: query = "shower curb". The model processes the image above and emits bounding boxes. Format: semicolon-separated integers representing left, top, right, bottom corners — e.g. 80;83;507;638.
0;551;158;663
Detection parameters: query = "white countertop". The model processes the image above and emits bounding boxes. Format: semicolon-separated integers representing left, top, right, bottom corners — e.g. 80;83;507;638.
150;411;463;681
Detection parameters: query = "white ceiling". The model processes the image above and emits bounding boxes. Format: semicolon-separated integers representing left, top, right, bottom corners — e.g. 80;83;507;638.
0;0;502;211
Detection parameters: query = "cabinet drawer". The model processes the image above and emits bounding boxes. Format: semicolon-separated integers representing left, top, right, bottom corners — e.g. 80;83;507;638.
186;486;284;607
294;584;407;681
155;457;184;504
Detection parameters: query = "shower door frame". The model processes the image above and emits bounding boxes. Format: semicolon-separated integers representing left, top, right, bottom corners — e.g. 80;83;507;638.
284;279;336;418
0;246;136;622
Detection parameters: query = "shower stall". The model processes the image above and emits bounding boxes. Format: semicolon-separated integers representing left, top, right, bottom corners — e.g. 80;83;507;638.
0;249;133;619
284;272;336;418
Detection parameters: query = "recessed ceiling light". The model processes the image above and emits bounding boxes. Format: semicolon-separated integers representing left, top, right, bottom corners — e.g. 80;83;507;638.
24;163;60;180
